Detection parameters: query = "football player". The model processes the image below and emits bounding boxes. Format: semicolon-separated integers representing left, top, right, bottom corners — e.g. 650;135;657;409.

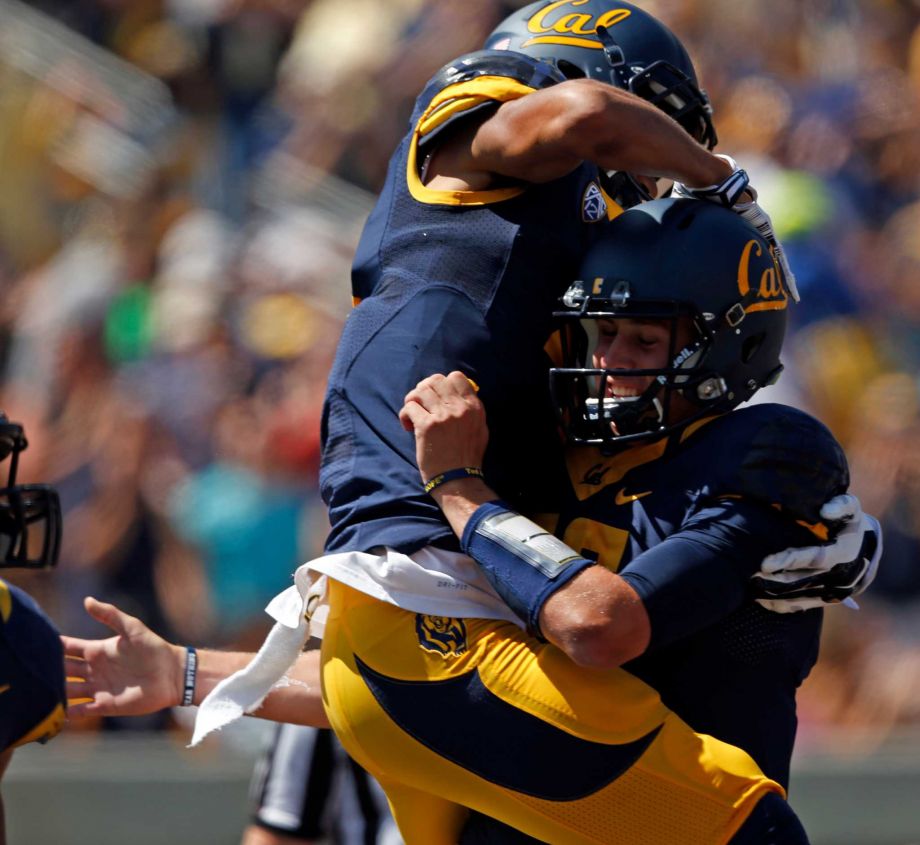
331;0;730;561
398;198;873;841
0;414;64;845
249;4;870;842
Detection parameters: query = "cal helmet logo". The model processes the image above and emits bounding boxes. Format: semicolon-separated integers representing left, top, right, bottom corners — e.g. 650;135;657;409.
737;239;788;312
525;1;632;49
582;181;608;222
416;614;468;657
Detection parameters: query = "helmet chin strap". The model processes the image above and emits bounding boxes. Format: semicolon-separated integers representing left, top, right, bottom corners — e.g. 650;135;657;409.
609;393;665;436
595;25;626;69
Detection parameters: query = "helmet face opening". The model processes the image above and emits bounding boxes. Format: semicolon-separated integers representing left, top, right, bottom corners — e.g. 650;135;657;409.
550;295;723;448
0;417;62;570
0;485;62;569
627;60;717;149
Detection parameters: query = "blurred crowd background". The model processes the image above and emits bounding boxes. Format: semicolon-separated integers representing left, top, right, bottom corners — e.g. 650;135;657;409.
2;0;919;747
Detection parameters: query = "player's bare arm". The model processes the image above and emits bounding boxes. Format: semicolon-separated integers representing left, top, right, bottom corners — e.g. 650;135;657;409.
426;79;731;191
401;370;880;669
63;598;329;728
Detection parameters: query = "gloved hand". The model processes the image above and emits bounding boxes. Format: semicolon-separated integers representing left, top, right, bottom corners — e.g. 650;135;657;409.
751;494;882;613
673;154;800;302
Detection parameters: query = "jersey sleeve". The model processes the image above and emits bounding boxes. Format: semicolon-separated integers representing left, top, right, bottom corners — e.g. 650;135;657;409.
408;74;539;207
322;284;509;553
618;499;822;650
0;581;66;750
620;405;849;651
343;283;501;400
412;50;562;167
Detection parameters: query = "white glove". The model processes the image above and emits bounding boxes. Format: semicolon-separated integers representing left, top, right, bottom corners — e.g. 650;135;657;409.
672;154;751;208
673;155;800;302
751;494;882;613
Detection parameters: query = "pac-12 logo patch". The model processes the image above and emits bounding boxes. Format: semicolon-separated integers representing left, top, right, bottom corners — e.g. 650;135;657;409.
582;181;607;222
416;614;468;657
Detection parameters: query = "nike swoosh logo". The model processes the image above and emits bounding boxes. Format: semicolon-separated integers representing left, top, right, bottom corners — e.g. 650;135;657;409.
355;655;661;800
615;488;652;506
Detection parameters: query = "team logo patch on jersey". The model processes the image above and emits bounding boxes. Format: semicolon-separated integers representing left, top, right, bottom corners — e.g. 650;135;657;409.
582;181;607;222
416;614;468;657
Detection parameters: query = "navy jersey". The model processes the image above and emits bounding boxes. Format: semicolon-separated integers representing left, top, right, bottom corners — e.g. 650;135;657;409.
322;65;619;554
0;579;66;751
555;403;848;787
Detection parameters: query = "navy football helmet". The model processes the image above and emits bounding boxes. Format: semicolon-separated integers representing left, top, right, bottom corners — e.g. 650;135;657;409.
0;415;61;568
551;198;789;447
485;1;717;152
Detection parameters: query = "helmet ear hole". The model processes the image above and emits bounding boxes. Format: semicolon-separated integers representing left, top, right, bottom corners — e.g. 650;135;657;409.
556;60;586;79
742;332;765;364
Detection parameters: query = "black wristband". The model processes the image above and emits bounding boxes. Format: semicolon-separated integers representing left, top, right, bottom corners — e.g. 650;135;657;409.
182;646;198;706
423;466;484;495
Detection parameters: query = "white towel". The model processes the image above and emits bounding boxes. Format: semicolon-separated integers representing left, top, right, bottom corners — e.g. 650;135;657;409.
189;543;519;746
190;567;327;746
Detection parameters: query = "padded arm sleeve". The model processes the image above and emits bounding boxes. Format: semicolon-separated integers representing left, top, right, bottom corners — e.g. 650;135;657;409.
461;501;595;635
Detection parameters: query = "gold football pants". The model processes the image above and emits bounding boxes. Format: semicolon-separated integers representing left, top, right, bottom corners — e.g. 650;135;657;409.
320;580;781;845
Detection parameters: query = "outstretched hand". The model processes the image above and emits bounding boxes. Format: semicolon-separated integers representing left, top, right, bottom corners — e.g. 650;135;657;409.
63;597;185;719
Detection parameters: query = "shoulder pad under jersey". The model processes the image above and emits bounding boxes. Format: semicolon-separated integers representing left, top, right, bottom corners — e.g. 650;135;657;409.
415;50;565;148
698;404;849;524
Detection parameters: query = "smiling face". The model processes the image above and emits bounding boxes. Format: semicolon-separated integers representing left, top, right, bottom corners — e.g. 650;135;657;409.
590;315;697;433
